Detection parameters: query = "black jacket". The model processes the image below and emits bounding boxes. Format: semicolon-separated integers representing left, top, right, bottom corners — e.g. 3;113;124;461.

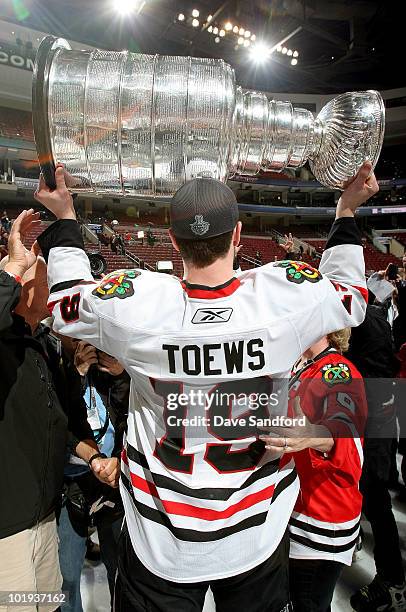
0;271;68;539
83;367;129;458
393;279;406;351
346;303;400;380
346;303;400;438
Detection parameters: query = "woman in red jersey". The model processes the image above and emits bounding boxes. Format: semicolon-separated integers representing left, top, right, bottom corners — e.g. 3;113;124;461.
261;329;367;612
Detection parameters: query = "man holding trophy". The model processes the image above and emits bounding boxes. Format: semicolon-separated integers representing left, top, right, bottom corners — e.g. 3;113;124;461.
31;159;375;611
30;37;383;612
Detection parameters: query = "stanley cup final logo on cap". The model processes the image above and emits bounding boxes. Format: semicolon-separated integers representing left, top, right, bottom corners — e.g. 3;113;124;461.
190;215;210;236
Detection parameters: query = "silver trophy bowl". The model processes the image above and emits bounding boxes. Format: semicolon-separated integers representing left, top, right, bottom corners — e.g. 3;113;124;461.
32;36;385;195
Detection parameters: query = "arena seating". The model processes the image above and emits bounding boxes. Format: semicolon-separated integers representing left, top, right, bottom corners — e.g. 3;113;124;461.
0;107;34;142
362;242;402;271
306;237;402;272
120;241;184;276
20;223;134;274
394;233;406;247
23;222;48;249
273;225;328;239
304;239;327;254
7;216;404;279
239;236;286;264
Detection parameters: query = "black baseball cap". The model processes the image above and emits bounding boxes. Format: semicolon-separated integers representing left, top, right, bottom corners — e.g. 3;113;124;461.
170;178;239;240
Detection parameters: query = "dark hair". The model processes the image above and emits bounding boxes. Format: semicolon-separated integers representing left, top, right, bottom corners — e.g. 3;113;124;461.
176;231;233;269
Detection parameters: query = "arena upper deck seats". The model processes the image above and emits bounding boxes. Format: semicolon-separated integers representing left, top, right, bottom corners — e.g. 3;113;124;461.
0;107;34;142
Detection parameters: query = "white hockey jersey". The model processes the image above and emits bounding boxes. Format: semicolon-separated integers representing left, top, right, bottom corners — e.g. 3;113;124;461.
38;217;367;583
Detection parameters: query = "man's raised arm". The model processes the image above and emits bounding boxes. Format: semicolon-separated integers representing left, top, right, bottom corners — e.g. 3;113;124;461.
35;168;128;359
286;162;379;352
318;162;378;326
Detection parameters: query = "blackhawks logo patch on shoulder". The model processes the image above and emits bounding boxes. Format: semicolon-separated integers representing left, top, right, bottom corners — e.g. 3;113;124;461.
273;260;322;284
92;269;141;300
321;362;352;386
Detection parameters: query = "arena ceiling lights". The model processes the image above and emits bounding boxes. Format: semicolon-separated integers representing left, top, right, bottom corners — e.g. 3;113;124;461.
176;8;256;47
176;7;299;65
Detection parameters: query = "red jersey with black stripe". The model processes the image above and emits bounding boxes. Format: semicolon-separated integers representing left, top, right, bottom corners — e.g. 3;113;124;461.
288;349;367;565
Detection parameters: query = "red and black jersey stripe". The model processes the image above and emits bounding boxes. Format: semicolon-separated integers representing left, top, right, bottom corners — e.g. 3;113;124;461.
289;531;359;554
124;444;280;501
181;277;241;299
121;446;297;542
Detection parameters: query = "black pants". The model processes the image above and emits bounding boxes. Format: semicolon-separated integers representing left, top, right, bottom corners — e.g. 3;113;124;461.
114;524;290;612
360;438;405;585
289;558;343;612
98;516;123;597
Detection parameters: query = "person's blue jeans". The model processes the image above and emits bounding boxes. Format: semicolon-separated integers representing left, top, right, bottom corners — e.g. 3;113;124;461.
58;504;87;612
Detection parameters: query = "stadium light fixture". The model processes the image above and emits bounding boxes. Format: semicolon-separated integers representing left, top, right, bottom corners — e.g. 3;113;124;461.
192;18;199;27
291;58;298;65
239;27;245;35
233;25;239;33
192;9;199;17
276;45;282;52
282;46;287;54
251;34;256;41
213;26;219;35
293;50;298;57
208;25;213;33
178;13;185;21
113;0;143;16
243;39;250;47
214;36;220;43
244;30;251;38
225;22;233;31
219;29;225;37
237;37;244;45
249;42;271;63
207;14;213;22
287;49;293;56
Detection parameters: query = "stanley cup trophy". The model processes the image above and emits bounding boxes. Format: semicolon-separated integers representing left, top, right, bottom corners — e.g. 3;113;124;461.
32;36;385;196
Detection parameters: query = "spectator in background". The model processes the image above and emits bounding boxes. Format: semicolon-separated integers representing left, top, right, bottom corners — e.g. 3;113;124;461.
110;233;118;254
99;232;110;247
281;232;296;259
393;259;406;351
116;232;125;255
146;226;155;246
0;229;8;259
255;249;262;264
56;337;129;611
346;295;405;611
1;209;10;232
395;254;406;494
0;211;124;611
0;210;67;608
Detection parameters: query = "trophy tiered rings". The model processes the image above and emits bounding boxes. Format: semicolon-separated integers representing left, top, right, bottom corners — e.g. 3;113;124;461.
32;36;385;196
